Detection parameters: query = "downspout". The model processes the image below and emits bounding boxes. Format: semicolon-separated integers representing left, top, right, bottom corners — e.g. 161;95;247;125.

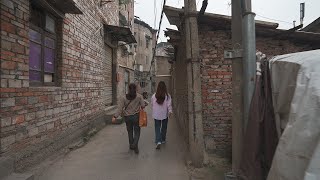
241;0;256;131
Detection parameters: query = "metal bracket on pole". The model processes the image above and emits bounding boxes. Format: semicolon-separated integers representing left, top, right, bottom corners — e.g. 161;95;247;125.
186;58;201;63
224;49;243;59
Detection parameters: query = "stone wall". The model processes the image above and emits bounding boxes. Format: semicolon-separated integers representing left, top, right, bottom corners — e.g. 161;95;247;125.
199;27;319;159
0;0;120;169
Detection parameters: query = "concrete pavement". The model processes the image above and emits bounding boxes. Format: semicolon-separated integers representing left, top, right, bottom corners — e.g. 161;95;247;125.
35;106;190;180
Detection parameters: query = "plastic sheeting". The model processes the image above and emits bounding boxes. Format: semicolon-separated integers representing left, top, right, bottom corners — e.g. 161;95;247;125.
267;49;320;180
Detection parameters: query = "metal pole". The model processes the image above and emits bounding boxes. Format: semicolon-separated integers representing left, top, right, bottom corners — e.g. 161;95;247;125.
231;0;244;173
242;0;256;131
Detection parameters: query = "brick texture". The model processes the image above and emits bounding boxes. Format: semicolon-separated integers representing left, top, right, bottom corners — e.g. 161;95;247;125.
199;27;318;158
0;0;124;164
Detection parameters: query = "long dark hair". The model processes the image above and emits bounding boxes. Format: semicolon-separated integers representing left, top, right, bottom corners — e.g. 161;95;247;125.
155;81;168;105
126;83;137;100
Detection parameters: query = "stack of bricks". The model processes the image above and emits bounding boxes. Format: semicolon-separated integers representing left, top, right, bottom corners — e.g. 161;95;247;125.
0;0;121;167
199;26;316;159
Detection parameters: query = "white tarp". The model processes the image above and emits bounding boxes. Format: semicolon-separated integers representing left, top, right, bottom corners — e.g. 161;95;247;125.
267;49;320;180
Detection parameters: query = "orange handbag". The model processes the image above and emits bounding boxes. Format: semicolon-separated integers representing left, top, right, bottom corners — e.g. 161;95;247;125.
139;109;147;127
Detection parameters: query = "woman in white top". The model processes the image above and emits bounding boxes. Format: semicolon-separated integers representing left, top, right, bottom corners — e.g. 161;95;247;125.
151;81;172;149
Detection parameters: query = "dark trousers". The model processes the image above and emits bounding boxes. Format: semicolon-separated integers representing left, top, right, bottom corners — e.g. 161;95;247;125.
154;118;168;144
124;114;140;148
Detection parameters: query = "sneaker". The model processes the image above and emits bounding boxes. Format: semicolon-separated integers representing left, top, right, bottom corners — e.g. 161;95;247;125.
134;147;139;154
129;144;135;150
156;142;161;150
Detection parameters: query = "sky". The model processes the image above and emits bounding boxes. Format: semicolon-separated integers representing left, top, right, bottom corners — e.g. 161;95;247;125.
134;0;320;42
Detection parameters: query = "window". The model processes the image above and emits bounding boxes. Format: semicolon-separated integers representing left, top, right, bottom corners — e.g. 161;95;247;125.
29;5;58;86
145;35;151;48
140;81;146;88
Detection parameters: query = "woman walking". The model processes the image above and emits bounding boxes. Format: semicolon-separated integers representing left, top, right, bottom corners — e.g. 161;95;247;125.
151;81;172;150
113;83;146;154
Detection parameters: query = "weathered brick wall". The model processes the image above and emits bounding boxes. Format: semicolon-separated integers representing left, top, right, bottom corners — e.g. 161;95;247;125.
199;27;318;159
0;0;120;168
199;30;233;158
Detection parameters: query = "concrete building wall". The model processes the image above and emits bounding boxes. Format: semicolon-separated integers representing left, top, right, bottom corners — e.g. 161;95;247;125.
116;0;135;99
156;42;171;57
0;0;122;169
155;56;171;75
198;27;319;159
117;0;135;69
133;20;156;72
170;39;189;143
155;56;172;94
119;0;134;29
133;19;156;96
117;67;134;99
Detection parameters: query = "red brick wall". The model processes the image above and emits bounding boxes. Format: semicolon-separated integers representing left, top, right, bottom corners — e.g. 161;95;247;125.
199;28;317;158
0;0;120;165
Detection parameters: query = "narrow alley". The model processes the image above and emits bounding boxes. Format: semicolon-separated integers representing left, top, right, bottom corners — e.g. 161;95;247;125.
1;0;320;179
35;106;190;180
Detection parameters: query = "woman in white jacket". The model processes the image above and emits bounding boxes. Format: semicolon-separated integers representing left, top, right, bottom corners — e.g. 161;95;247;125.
151;81;172;150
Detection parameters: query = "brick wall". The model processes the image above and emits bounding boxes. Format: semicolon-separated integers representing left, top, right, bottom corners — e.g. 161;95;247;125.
199;27;318;159
0;0;120;168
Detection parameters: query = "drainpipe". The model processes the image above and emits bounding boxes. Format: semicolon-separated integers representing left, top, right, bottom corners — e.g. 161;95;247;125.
241;0;256;131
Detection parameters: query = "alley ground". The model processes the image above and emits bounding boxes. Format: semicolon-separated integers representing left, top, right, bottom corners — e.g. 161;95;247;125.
33;106;191;180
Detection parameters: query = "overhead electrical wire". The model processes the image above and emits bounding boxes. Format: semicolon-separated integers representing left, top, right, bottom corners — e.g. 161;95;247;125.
154;0;157;29
256;14;293;25
148;0;167;74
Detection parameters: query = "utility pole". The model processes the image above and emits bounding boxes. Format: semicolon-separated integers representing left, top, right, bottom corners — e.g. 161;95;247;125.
231;0;244;173
184;0;204;167
242;0;256;132
230;0;256;174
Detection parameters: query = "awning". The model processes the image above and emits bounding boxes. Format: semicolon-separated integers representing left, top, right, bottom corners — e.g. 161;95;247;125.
104;25;137;44
31;0;82;18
